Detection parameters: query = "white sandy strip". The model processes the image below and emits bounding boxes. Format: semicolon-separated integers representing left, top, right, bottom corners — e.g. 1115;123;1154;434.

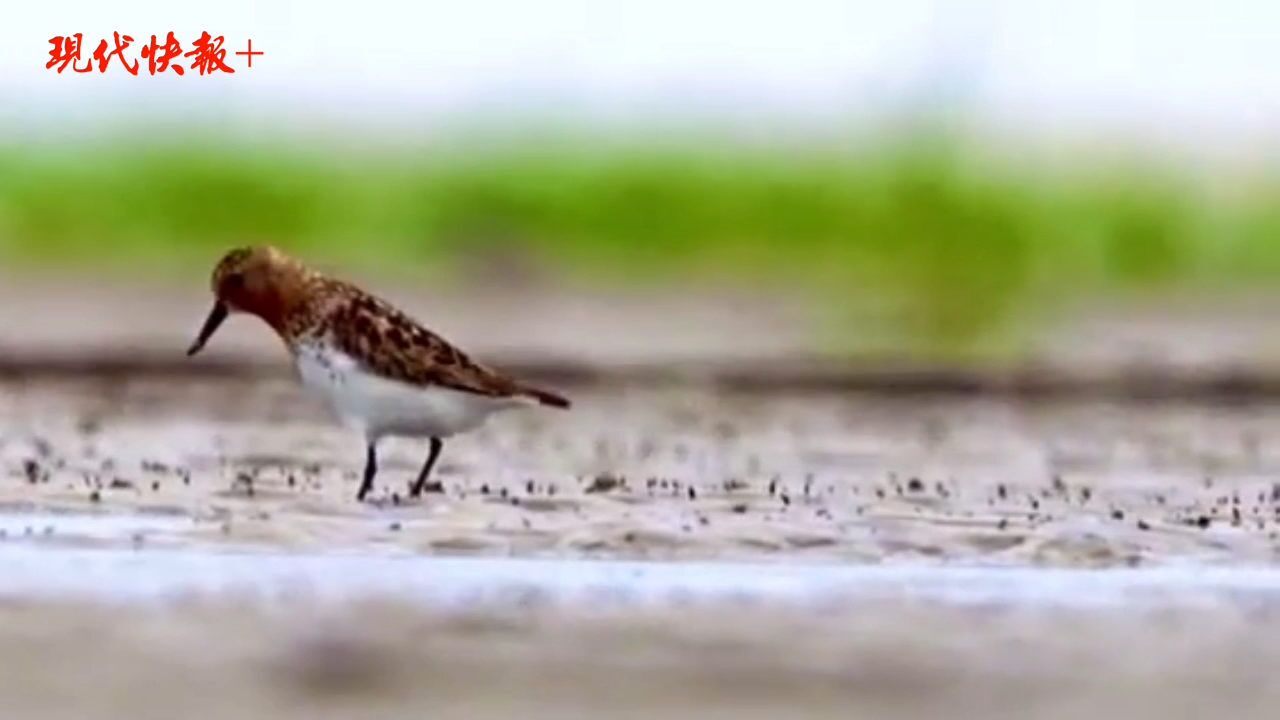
0;541;1278;609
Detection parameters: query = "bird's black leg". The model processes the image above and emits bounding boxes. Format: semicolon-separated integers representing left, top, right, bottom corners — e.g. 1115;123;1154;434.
410;437;444;498
357;443;377;501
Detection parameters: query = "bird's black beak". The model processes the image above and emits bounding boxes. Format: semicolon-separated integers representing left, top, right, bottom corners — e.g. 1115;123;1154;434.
187;301;229;357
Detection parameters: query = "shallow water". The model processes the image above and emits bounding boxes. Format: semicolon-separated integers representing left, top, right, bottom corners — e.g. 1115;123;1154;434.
2;540;1280;610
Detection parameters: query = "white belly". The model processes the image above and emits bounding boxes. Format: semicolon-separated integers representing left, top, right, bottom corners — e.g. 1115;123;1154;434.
294;343;519;440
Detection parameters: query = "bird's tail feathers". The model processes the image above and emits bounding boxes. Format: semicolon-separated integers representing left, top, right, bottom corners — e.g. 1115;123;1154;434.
519;385;571;409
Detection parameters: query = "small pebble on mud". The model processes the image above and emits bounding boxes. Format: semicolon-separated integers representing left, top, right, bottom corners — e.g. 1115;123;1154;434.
585;475;620;494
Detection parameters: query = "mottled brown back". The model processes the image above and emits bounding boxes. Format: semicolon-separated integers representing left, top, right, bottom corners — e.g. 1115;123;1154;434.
310;281;568;407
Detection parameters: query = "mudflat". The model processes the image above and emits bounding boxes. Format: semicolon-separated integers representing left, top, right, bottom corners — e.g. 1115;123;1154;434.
2;375;1278;565
3;374;1280;718
0;598;1274;720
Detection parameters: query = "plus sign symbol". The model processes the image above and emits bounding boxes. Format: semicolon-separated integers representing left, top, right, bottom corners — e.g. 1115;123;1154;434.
235;38;263;68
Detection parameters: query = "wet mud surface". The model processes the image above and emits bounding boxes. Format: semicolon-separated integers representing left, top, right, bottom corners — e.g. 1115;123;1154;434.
4;375;1280;718
0;598;1277;720
3;375;1280;566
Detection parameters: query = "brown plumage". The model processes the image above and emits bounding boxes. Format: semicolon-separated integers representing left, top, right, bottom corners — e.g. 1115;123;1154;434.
188;245;570;501
324;285;571;408
193;245;570;408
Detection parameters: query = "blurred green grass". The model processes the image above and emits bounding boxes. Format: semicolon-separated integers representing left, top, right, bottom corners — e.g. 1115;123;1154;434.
1;130;1278;356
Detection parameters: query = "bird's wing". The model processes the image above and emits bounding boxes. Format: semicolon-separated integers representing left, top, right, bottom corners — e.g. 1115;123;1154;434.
326;287;523;399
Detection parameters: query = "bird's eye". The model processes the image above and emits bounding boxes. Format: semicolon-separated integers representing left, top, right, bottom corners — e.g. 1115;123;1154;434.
225;272;245;289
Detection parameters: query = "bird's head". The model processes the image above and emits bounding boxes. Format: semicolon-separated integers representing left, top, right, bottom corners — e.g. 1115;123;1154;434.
187;245;310;356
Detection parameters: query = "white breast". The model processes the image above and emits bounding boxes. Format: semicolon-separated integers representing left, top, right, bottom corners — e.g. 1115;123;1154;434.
294;342;520;440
